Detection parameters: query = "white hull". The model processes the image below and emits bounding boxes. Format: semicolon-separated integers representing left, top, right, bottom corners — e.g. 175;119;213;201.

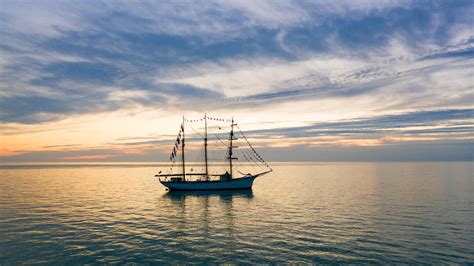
160;176;256;191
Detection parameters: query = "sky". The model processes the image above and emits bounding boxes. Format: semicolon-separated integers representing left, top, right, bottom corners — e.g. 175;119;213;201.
0;0;473;162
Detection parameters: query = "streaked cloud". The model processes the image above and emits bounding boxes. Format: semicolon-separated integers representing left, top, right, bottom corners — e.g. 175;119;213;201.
0;0;473;162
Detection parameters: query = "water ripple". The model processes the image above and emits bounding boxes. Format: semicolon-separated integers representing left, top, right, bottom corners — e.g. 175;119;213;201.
1;163;473;263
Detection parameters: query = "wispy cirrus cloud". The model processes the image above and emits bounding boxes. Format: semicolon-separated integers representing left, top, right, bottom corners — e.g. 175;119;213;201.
0;0;473;161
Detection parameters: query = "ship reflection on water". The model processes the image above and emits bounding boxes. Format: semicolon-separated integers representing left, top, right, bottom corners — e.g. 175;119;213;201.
161;189;254;242
163;189;254;201
162;189;254;218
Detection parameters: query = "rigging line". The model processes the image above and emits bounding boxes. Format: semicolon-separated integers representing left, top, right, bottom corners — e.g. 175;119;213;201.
230;136;252;169
236;141;256;163
210;120;229;136
239;147;263;172
188;122;208;178
235;130;260;162
236;125;263;156
236;125;269;165
239;150;259;174
210;130;228;147
220;148;228;173
214;146;227;172
207;149;221;171
244;145;267;166
244;145;271;170
188;123;205;139
236;130;269;170
206;137;227;175
234;139;261;172
238;142;260;161
209;120;233;142
242;150;262;168
239;152;260;175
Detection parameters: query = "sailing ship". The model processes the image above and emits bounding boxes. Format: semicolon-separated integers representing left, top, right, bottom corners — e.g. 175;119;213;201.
156;114;272;191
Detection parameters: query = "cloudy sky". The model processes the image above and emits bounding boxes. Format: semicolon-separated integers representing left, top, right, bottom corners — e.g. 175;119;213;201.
0;0;473;162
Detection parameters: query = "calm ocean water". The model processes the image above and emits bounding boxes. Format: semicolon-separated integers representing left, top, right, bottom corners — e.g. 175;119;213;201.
0;162;473;264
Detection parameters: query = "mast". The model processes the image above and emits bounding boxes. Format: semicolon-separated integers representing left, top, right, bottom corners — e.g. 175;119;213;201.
204;113;209;180
181;116;186;181
228;117;237;178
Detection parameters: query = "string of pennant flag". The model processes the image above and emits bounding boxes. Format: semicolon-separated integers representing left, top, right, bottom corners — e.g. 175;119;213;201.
186;117;232;123
169;123;184;162
237;125;272;170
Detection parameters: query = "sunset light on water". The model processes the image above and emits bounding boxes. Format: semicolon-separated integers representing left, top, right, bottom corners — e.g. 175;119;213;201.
1;0;473;263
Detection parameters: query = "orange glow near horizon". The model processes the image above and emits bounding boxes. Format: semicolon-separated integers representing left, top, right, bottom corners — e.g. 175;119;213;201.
62;155;114;160
1;101;473;162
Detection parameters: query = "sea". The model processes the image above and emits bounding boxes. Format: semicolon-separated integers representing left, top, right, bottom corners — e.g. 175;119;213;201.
0;162;473;264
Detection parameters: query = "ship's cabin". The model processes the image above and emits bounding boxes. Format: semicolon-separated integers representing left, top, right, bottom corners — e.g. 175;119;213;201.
220;171;231;181
170;177;183;182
